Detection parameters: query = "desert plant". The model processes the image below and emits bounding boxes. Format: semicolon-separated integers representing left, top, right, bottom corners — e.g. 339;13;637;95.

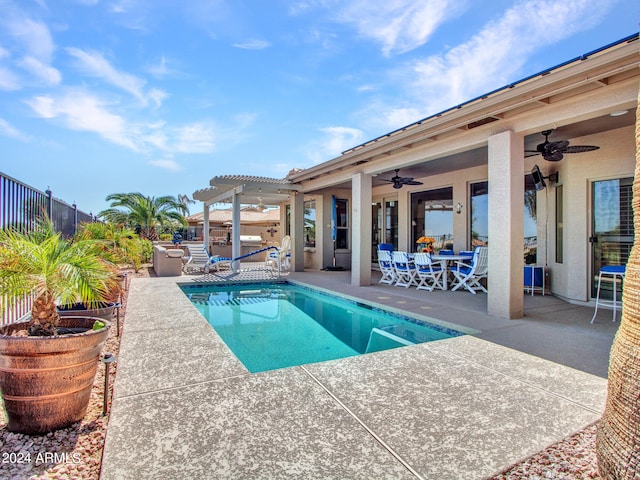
0;218;118;336
75;222;148;272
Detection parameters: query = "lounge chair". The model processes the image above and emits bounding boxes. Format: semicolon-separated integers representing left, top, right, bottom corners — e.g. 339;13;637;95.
413;252;445;291
183;245;230;274
266;235;291;273
449;246;488;294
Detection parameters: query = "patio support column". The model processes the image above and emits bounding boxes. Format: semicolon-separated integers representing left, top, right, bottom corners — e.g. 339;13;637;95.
487;130;524;319
398;190;410;252
351;172;372;286
290;191;305;272
232;193;241;271
202;204;210;251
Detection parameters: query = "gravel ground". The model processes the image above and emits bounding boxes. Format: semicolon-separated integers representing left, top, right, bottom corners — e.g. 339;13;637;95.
0;266;602;479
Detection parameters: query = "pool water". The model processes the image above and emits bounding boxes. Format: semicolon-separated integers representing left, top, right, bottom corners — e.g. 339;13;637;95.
181;282;463;373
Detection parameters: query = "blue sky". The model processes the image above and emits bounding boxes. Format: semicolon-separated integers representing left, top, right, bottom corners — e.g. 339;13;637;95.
0;0;637;216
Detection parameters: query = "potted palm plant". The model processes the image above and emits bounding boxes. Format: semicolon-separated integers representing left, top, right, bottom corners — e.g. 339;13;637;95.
0;220;117;434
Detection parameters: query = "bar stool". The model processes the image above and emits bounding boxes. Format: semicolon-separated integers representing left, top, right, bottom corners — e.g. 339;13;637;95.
591;265;626;323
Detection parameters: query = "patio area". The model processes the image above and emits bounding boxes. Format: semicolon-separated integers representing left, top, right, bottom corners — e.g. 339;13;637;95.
100;269;614;479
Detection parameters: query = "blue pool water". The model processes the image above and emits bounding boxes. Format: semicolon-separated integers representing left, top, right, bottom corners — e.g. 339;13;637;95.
181;282;463;373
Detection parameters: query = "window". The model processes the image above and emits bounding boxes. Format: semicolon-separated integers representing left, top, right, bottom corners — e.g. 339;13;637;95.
304;200;316;248
411;187;453;250
470;182;488;248
524;174;538;264
555;184;563;264
335;199;349;249
470;178;537;261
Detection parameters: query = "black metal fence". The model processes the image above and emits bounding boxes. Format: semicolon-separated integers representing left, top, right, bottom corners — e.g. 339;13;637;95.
1;172;94;236
1;171;96;324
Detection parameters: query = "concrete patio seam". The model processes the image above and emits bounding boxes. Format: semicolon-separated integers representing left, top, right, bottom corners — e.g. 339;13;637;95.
300;364;425;480
113;372;251;400
433;347;604;414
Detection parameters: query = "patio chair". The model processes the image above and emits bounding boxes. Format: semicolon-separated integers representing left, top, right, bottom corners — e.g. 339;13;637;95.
413;252;445;291
377;248;396;285
449;246;488;294
266;235;291;272
392;251;417;288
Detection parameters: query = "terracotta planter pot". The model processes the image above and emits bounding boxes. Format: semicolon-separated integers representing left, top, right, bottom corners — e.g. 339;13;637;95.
57;302;116;321
0;317;110;435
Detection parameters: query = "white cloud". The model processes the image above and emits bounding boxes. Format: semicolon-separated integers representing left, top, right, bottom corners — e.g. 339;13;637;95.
66;48;167;107
172;122;216;153
0;66;21;90
147;56;174;77
18;56;61;85
331;0;466;56
0;117;28;141
148;158;183;171
361;0;617;131
6;17;56;62
233;39;271;50
305;126;365;164
26;91;138;151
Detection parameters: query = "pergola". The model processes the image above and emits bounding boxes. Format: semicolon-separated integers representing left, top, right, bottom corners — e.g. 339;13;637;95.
193;175;300;269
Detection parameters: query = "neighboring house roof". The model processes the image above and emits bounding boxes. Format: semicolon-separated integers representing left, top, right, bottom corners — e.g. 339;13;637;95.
187;208;280;226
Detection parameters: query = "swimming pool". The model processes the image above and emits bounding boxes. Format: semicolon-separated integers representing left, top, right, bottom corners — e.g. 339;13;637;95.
181;282;463;373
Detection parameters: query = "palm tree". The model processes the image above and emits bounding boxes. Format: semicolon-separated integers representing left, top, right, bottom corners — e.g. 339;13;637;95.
178;193;196;216
596;89;640;477
97;192;187;241
0;219;117;336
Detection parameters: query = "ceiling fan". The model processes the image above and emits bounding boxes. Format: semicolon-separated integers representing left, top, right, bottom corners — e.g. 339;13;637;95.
525;129;599;162
381;169;424;189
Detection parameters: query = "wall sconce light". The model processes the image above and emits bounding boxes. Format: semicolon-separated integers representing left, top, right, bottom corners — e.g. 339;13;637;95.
455;202;463;214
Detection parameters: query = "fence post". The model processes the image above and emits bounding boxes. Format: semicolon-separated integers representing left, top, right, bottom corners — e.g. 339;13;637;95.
73;202;78;235
46;188;53;219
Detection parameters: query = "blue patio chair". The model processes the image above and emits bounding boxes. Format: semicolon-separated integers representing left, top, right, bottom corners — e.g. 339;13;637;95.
450;246;488;294
377;249;396;285
413;252;445;291
392;251;417;288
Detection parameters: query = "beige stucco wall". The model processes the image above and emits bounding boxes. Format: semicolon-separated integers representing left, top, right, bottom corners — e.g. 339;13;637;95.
545;125;635;303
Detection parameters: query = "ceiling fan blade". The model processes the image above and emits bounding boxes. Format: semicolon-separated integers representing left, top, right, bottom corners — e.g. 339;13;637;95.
544;140;569;152
563;145;600;154
404;180;423;185
543;151;564;162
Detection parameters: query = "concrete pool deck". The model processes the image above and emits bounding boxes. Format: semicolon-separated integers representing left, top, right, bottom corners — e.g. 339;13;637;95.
100;273;612;479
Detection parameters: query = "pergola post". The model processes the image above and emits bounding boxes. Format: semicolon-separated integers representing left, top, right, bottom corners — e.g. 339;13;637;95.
290;191;305;272
232;192;241;271
203;204;210;251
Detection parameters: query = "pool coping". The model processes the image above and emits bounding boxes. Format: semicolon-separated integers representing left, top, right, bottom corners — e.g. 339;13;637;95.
100;276;607;480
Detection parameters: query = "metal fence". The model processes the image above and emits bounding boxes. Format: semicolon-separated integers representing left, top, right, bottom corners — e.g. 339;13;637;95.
1;172;95;236
1;171;96;325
